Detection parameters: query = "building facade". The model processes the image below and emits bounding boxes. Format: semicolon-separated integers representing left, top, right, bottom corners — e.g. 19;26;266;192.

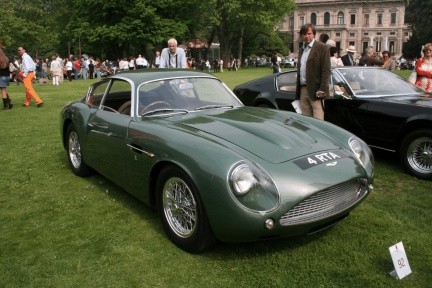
280;0;411;59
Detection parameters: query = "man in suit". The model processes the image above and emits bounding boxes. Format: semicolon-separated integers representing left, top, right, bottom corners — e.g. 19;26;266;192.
341;45;357;66
359;46;383;67
296;23;330;120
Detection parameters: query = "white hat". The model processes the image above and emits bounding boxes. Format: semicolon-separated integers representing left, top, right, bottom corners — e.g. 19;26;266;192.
346;46;356;53
326;39;336;47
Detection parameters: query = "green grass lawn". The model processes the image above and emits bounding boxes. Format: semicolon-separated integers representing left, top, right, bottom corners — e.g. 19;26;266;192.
0;68;430;288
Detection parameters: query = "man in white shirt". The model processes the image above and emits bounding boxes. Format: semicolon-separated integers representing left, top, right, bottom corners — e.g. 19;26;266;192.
159;38;187;69
135;54;148;69
17;46;43;107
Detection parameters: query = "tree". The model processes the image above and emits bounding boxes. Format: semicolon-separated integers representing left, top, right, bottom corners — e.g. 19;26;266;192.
404;0;432;59
66;0;192;60
209;0;295;67
0;0;68;57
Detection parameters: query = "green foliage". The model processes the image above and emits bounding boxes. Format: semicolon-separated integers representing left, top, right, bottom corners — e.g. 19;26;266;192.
404;0;432;59
0;69;431;287
1;0;295;63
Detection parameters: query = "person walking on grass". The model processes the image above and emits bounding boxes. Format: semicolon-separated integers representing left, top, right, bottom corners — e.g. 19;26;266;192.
0;43;13;109
17;46;43;107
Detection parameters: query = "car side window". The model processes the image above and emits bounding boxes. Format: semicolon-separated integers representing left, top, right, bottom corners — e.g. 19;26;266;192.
100;79;132;114
276;73;297;92
87;81;109;107
330;73;348;98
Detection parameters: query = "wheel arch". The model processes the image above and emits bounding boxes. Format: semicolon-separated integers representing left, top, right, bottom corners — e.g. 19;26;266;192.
148;160;202;209
397;117;432;152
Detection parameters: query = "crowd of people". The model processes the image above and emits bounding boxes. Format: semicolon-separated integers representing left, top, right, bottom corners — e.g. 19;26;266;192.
294;23;432;121
2;34;432;112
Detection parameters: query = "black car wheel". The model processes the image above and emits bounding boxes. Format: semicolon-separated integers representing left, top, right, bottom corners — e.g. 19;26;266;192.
66;124;93;177
156;165;216;253
400;129;432;180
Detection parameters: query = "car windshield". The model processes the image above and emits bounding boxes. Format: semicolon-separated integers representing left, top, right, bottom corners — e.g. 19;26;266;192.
137;77;242;116
334;67;424;98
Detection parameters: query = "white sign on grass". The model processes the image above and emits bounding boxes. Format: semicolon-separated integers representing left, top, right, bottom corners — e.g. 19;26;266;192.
389;242;412;280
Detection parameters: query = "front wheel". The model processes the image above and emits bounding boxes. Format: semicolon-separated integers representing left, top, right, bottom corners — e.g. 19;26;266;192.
400;129;432;180
66;124;93;177
156;165;216;253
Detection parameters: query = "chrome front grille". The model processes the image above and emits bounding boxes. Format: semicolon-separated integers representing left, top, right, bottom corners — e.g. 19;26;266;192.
279;179;368;226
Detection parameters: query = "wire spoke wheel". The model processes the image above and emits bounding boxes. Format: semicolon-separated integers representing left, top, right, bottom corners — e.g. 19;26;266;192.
65;124;92;177
156;165;216;253
68;130;82;169
162;177;197;238
406;136;432;174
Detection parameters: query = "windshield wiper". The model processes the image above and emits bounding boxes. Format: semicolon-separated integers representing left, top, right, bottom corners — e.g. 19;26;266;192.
195;105;234;111
141;108;189;117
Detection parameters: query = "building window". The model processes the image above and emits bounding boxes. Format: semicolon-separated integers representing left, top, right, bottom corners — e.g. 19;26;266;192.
377;13;383;25
351;14;356;25
364;32;369;36
391;13;397;25
300;16;304;26
364;14;369;26
390;32;396;35
350;33;355;37
389;41;395;54
311;13;317;25
324;12;330;26
363;42;369;53
337;12;344;25
349;41;355;47
289;17;294;28
377;32;382;35
376;41;382;52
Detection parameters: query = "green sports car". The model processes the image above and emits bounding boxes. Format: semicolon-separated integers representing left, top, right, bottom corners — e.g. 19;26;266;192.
60;70;374;253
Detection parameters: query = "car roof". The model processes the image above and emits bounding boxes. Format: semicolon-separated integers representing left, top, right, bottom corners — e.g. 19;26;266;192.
107;69;216;84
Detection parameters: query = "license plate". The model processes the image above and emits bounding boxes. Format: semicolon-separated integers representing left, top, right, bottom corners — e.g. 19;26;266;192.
294;150;350;170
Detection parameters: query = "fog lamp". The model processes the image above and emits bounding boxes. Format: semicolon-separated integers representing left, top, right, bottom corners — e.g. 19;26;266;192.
265;219;275;230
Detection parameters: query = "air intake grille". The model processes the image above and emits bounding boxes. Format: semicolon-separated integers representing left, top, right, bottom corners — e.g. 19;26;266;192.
279;179;368;226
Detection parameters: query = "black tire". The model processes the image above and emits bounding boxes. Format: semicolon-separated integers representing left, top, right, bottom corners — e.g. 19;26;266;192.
400;129;432;180
66;124;93;177
156;165;216;253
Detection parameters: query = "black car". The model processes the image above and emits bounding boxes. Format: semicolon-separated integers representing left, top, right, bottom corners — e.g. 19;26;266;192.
233;67;432;180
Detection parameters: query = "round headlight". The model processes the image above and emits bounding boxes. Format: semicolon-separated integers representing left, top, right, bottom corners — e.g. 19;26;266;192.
230;164;258;195
228;161;279;212
349;136;374;169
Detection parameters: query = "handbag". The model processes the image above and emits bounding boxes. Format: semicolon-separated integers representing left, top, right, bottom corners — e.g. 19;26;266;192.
408;69;417;85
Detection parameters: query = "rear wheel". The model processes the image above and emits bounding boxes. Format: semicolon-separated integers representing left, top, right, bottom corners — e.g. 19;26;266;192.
400;129;432;180
156;165;216;253
66;124;93;177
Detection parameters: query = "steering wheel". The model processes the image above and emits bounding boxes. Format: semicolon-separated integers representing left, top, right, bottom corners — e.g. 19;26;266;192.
140;101;172;114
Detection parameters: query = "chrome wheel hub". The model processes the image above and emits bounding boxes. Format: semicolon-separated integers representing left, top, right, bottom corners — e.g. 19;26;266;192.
68;131;81;169
163;177;197;238
407;137;432;174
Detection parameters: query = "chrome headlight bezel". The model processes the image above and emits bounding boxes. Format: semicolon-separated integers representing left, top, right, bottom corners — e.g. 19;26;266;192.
228;161;280;212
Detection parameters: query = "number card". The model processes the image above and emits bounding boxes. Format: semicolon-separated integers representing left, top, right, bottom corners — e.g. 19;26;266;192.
389;242;412;280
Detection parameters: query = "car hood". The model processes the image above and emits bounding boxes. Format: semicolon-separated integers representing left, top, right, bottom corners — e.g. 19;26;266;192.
173;108;342;163
380;94;432;107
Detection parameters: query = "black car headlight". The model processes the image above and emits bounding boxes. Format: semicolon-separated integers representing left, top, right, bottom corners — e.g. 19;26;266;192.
228;161;279;212
349;136;374;174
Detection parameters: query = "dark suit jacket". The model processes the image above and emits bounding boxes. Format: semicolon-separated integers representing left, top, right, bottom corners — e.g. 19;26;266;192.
341;54;355;66
296;40;331;100
359;55;383;66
